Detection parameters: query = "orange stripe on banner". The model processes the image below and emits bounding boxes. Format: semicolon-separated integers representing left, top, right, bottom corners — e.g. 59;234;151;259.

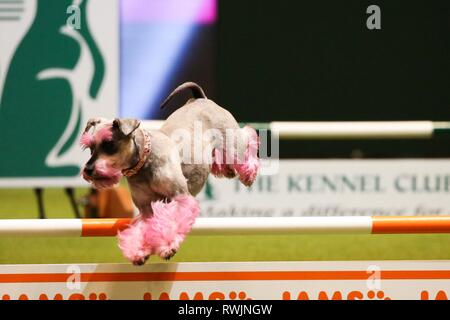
81;219;132;237
1;270;450;283
372;216;450;234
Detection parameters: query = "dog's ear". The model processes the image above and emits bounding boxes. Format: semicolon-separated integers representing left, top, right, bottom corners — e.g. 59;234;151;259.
113;118;141;136
84;118;102;133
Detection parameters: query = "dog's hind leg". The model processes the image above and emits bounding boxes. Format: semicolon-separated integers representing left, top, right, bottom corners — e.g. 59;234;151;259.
233;125;260;187
211;148;237;179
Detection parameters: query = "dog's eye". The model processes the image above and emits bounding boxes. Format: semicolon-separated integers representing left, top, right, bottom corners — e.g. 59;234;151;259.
101;141;118;155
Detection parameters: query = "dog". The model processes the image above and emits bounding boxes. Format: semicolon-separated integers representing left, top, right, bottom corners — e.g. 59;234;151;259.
80;82;260;265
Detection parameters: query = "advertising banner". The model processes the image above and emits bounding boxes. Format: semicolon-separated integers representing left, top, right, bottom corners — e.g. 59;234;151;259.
0;0;118;187
0;261;449;300
199;159;450;217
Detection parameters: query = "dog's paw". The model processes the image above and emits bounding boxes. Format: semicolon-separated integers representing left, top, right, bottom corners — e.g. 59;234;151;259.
153;242;180;260
132;254;150;266
117;219;152;265
160;248;177;261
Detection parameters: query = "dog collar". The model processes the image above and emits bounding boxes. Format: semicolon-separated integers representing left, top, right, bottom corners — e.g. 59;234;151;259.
122;130;151;177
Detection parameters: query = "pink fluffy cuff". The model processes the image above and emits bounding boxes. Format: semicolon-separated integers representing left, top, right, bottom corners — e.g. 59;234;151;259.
145;195;200;258
117;195;200;264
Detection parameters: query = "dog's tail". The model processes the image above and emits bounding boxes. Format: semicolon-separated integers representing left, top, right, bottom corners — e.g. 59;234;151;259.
160;82;207;109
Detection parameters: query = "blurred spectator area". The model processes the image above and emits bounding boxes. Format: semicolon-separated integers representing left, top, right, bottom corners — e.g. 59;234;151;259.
120;0;217;120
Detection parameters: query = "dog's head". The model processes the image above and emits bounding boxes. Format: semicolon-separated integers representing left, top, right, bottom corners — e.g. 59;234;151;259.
80;118;142;189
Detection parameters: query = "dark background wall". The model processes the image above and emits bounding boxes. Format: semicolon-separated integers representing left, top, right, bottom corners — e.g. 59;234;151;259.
217;0;450;157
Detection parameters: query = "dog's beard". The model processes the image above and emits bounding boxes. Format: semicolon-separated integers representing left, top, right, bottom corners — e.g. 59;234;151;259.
92;175;121;189
90;160;123;189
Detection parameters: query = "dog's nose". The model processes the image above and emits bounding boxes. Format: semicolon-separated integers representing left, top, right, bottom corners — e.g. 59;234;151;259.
84;166;94;176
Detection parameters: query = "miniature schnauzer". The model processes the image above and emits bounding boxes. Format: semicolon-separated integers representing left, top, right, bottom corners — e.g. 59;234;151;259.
80;82;260;265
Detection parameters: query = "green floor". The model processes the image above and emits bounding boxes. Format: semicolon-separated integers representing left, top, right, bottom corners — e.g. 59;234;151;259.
0;188;449;264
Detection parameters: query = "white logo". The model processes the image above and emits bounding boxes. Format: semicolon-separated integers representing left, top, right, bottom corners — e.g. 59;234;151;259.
366;265;382;290
66;265;81;290
366;5;381;30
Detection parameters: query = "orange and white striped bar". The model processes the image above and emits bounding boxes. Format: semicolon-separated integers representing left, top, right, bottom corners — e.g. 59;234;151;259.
0;216;450;237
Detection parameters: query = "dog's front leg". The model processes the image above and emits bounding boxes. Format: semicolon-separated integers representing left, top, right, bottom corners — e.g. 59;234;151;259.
117;214;154;266
141;162;200;260
119;195;199;264
144;194;200;260
119;165;200;264
118;190;164;265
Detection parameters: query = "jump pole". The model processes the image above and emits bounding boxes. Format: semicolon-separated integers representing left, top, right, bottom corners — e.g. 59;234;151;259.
0;216;450;237
2;217;450;300
142;120;450;139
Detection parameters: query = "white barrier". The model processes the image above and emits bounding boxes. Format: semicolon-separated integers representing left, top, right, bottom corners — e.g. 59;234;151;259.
0;261;449;300
142;120;450;139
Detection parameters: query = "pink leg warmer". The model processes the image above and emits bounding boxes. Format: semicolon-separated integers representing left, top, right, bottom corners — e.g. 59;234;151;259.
117;217;153;266
145;195;200;259
211;148;225;177
234;125;260;186
211;148;236;178
117;195;200;264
